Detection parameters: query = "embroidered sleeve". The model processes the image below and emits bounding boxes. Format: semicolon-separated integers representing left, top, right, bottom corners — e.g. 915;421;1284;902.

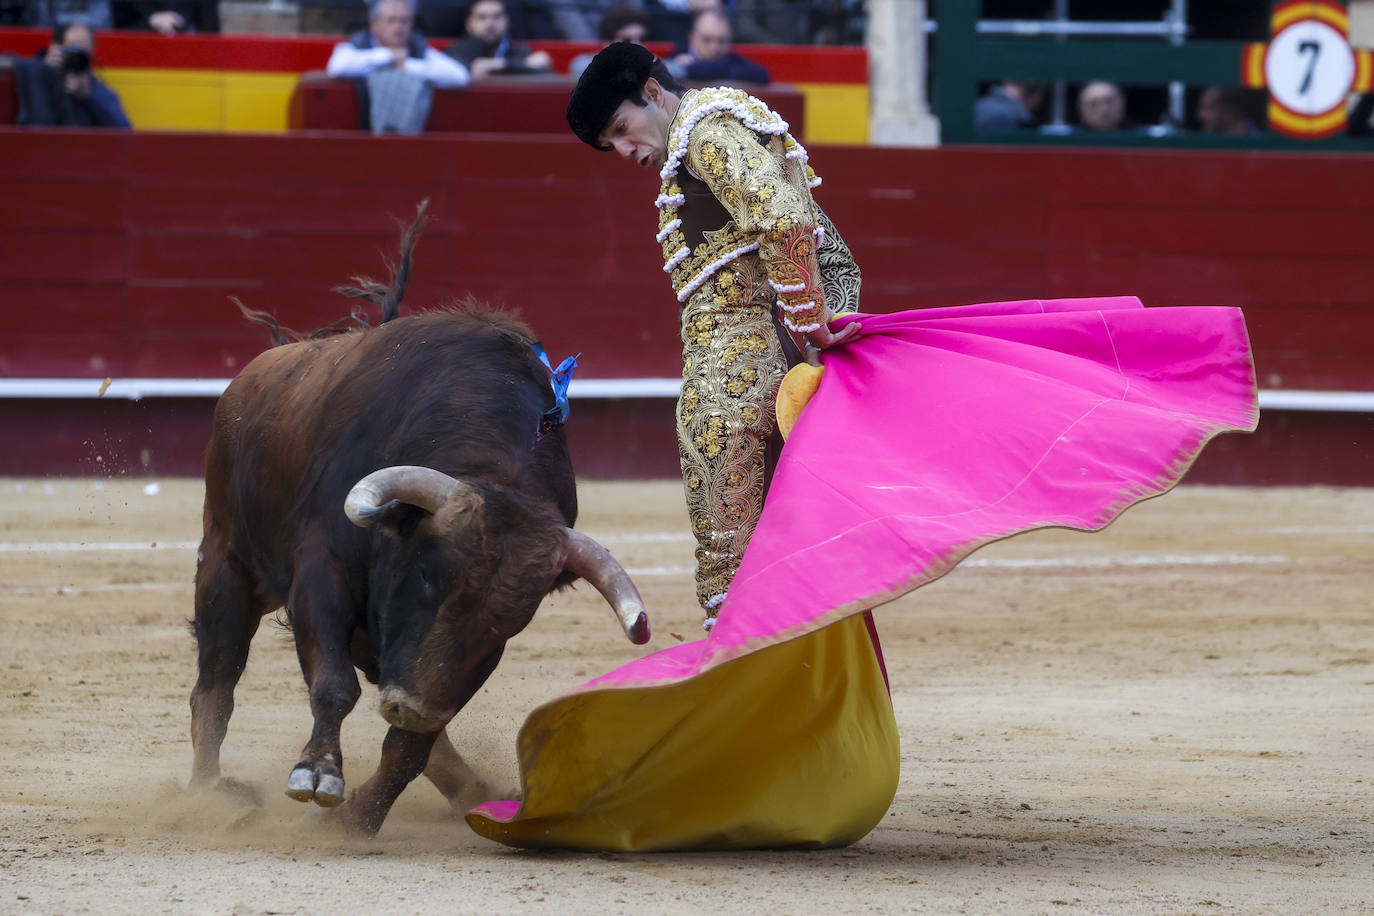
684;112;827;333
815;206;861;315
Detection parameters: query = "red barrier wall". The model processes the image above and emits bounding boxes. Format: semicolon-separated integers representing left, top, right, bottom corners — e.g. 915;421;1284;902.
2;128;1371;481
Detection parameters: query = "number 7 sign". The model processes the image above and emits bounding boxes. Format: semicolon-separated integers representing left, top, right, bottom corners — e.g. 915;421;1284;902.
1242;0;1374;138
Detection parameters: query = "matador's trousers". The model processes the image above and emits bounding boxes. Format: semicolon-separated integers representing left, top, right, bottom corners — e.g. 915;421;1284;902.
676;261;800;615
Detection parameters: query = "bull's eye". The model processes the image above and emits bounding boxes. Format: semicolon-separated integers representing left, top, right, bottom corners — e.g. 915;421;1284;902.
416;559;445;601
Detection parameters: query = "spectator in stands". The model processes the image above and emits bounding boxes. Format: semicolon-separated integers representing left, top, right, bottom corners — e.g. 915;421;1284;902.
445;0;552;79
15;0;112;28
12;19;130;127
646;0;723;48
732;0;810;45
1195;86;1261;137
1076;80;1138;133
974;80;1045;132
121;1;221;35
10;0;218;31
1350;93;1374;138
326;0;470;135
570;5;687;80
671;7;769;85
546;0;633;42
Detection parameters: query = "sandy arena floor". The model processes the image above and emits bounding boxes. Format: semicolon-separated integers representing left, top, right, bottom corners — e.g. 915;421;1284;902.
0;478;1371;914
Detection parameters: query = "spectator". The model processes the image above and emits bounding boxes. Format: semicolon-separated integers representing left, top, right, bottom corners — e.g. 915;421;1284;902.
671;8;768;85
326;0;470;135
12;19;130;127
974;80;1045;132
415;0;539;39
545;0;632;42
646;0;722;47
732;0;812;45
1351;93;1374;138
1076;80;1133;132
1196;86;1262;136
569;5;684;80
445;0;552;79
16;0;113;29
120;1;221;35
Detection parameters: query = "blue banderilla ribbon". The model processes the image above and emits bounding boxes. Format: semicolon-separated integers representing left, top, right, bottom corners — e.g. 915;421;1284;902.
531;342;580;433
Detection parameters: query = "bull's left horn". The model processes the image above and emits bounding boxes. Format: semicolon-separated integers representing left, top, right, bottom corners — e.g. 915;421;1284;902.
563;529;651;645
345;465;472;526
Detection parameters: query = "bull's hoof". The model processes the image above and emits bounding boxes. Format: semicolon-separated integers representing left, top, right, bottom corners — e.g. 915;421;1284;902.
286;763;345;807
215;776;264;807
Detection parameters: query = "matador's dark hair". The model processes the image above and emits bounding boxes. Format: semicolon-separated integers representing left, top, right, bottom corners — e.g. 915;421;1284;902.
566;41;685;150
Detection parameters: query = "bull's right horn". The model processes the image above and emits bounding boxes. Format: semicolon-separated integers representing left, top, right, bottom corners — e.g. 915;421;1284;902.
345;465;474;526
563;529;651;645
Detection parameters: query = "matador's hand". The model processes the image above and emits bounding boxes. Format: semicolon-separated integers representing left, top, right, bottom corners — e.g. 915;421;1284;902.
805;314;861;351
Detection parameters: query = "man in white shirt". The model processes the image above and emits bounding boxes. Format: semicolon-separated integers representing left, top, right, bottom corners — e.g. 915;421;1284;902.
326;0;470;134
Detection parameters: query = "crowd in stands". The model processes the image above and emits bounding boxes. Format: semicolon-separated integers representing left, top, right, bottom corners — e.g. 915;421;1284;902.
321;0;778;134
407;0;860;45
5;1;1374;139
975;78;1275;138
0;0;219;33
0;0;859;43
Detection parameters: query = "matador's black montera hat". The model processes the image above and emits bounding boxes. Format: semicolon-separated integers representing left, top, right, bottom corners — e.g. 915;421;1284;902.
567;41;659;151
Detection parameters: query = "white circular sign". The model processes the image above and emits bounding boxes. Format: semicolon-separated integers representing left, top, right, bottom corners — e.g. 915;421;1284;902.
1264;19;1356;115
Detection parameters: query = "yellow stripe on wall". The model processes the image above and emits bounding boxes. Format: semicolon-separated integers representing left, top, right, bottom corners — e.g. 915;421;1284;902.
223;72;302;131
795;82;869;145
98;67;298;132
94;67;866;140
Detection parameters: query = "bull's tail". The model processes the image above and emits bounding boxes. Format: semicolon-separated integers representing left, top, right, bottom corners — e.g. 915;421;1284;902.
231;297;359;346
333;198;429;326
231;297;298;347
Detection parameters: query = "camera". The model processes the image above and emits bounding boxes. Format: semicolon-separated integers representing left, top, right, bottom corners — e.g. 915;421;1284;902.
60;46;91;75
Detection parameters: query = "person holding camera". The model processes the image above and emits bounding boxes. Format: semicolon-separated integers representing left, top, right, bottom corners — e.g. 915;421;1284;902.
13;20;131;127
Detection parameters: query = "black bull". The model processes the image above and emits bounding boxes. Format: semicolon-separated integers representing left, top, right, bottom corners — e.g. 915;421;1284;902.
188;301;649;837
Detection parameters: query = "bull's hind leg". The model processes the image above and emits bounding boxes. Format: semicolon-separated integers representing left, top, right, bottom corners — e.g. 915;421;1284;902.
285;554;360;808
424;727;491;813
189;543;267;789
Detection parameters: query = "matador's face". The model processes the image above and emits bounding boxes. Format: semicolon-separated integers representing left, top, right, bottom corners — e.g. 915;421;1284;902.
598;79;678;171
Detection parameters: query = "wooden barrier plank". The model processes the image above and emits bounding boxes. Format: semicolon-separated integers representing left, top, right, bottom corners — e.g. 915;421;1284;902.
1044;148;1374;210
0;336;127;377
7;283;124;334
0;231;125;283
1048;203;1370;260
0;178;128;231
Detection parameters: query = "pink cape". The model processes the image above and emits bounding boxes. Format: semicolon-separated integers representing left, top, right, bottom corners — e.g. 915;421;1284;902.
468;297;1258;847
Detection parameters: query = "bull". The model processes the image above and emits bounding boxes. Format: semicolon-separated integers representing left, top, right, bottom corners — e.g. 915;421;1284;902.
188;206;648;836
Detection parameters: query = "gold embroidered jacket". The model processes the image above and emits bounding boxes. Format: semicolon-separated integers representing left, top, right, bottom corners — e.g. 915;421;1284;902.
655;87;861;327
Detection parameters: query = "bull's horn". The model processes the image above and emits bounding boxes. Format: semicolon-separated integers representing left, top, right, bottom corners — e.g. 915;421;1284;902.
345;465;473;526
563;529;651;645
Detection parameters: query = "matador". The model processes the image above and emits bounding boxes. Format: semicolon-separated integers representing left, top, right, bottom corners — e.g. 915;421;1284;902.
567;42;862;622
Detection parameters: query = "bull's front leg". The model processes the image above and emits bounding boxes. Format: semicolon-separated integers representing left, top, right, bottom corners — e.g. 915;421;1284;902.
285;559;361;808
336;726;441;836
339;645;507;835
